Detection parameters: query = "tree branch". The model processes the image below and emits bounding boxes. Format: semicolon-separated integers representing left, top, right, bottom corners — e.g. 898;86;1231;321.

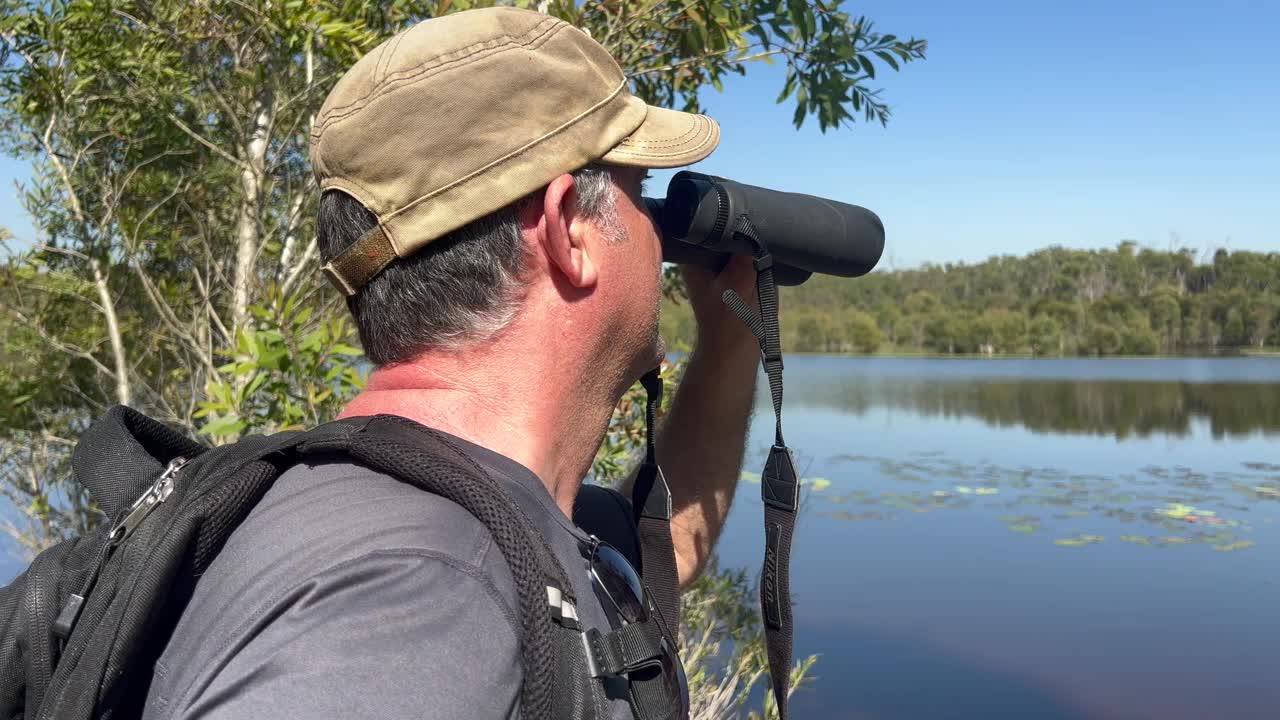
165;111;250;170
90;258;131;406
192;266;233;345
280;238;319;296
628;47;787;78
231;96;273;334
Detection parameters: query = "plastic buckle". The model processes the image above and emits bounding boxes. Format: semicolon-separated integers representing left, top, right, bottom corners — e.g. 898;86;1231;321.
52;593;86;640
753;253;774;272
638;464;673;521
761;445;800;513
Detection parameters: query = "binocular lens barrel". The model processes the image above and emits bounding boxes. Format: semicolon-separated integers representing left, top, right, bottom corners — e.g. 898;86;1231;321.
645;172;885;286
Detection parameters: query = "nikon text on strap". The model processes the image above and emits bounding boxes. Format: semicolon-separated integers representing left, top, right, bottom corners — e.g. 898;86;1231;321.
723;214;799;720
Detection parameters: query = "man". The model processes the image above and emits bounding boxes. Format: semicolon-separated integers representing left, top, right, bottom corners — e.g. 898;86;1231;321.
142;7;758;719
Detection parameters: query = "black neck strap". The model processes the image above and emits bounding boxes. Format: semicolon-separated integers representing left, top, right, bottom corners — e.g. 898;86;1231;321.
600;367;683;720
631;368;681;636
722;214;798;720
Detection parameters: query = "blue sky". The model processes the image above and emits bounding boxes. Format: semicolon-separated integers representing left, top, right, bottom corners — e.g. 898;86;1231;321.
3;0;1277;268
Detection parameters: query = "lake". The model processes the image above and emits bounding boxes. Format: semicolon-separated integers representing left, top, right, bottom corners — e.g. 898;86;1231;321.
715;356;1280;720
2;357;1278;719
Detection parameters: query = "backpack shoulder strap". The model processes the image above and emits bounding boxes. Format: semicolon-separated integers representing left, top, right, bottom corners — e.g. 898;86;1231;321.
317;415;576;719
25;411;581;720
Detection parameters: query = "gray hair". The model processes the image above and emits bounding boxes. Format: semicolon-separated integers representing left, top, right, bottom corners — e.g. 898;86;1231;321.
316;165;620;367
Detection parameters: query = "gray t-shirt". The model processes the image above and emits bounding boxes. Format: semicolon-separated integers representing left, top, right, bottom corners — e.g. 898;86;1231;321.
142;431;641;719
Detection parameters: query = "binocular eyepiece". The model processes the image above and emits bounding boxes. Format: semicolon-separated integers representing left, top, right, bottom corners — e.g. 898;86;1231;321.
643;172;886;286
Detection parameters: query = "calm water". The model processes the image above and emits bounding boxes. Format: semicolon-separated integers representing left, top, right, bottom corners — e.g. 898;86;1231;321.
718;357;1280;720
2;357;1278;719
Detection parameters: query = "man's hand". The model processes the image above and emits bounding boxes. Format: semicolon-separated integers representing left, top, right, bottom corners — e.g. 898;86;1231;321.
680;256;760;351
644;255;764;587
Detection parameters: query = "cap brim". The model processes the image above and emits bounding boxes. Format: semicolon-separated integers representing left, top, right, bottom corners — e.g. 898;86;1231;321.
600;98;720;169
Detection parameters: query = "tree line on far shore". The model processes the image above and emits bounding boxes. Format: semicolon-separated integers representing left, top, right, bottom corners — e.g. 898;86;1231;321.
661;244;1280;356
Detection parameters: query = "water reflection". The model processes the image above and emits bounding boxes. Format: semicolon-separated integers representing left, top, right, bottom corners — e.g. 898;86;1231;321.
787;378;1280;439
724;358;1280;719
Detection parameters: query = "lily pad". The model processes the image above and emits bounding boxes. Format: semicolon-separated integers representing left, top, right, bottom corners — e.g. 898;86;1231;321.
1119;535;1153;545
974;487;1000;496
1213;540;1257;552
740;471;761;484
807;478;832;492
1055;534;1105;547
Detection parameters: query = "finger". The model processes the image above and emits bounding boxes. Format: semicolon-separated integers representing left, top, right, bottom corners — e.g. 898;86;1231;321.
679;262;716;290
717;255;758;297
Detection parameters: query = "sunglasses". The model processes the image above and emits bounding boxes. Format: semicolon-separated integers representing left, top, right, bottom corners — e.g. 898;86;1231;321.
585;536;689;719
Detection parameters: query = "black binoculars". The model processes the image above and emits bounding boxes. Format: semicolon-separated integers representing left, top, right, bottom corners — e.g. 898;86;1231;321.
643;172;886;285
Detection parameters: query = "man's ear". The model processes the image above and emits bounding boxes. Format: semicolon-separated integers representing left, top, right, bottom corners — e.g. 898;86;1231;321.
537;173;598;289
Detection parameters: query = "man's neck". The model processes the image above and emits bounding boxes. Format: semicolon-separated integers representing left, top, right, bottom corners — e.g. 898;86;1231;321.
339;333;631;517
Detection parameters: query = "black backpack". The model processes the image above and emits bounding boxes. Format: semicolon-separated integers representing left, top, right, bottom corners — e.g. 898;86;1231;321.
0;406;652;720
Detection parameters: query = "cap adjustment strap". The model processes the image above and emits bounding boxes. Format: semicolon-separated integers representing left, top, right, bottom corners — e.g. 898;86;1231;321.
320;225;398;296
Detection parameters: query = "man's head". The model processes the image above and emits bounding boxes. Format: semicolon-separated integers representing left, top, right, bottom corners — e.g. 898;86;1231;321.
311;7;718;376
316;162;664;377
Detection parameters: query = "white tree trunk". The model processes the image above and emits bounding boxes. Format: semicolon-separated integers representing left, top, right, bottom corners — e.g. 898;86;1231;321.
231;100;272;334
277;190;307;283
91;259;131;406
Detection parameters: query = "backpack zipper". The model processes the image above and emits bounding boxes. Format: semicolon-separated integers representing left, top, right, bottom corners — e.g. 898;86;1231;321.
52;456;188;643
107;456;188;547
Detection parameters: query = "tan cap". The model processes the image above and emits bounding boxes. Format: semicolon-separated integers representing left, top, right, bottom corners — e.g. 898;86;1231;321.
311;7;720;296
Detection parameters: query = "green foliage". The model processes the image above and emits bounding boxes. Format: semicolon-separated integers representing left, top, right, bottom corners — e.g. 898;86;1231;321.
583;0;928;130
681;564;818;720
195;285;366;443
662;245;1280;356
2;1;925;710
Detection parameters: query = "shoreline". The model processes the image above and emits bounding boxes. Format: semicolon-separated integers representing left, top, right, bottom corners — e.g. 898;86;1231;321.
774;351;1280;360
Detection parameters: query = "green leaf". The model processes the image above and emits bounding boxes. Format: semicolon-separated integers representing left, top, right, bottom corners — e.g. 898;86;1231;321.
874;49;899;71
858;54;875;79
199;415;247;437
331;343;364;357
792;101;806;128
257;349;289;372
776;68;797;103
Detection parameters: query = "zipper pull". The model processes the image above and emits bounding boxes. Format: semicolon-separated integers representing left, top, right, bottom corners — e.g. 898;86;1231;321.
108;456;187;547
54;456;189;645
